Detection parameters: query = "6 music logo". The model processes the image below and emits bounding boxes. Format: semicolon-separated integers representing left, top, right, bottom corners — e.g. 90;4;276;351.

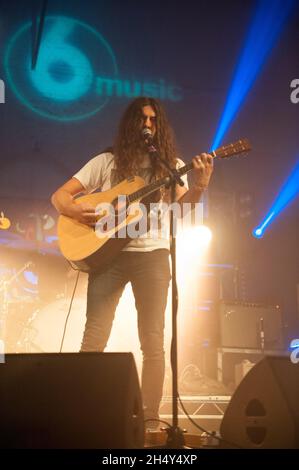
4;16;182;122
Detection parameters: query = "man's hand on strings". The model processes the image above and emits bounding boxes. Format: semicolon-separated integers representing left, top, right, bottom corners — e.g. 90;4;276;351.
192;153;214;191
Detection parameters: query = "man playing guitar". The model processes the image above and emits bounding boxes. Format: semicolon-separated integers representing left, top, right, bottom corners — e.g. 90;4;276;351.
51;97;213;428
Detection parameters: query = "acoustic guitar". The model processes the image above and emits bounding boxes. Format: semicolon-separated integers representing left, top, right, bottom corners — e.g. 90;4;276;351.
57;139;251;272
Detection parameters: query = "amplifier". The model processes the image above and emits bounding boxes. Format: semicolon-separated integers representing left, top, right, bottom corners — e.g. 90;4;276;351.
219;301;283;349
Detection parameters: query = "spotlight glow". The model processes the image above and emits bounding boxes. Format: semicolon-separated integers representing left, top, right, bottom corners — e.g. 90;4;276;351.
254;228;263;238
177;225;212;259
194;225;212;246
176;225;213;289
253;160;299;237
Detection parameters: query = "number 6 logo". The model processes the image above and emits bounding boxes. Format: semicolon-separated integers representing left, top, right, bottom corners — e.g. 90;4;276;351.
29;17;93;101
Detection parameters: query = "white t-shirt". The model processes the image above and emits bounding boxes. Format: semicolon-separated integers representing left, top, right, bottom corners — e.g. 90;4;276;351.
73;152;188;252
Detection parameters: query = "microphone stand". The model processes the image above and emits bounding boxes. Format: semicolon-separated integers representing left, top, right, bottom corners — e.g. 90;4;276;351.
146;139;187;448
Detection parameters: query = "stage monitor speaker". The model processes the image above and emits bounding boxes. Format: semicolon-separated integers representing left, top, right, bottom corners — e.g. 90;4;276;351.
220;355;299;448
219;301;283;349
0;352;144;449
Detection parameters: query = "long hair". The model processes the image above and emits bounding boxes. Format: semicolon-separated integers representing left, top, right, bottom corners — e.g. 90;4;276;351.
113;97;179;180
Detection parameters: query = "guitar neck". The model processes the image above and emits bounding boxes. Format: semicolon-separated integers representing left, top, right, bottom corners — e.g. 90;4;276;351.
126;139;250;203
127;161;196;203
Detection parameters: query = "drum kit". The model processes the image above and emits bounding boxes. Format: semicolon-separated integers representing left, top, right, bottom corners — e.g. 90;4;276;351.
0;214;85;354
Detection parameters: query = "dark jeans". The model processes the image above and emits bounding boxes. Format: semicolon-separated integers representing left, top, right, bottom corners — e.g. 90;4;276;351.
81;249;171;420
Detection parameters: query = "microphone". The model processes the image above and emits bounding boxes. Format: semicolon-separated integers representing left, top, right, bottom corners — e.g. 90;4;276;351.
141;127;154;145
142;127;184;186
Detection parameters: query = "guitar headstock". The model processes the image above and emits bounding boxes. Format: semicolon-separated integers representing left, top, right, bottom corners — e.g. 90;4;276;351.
213;138;251;159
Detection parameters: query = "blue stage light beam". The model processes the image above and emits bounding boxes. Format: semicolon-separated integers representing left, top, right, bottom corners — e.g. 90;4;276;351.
253;159;299;238
211;0;296;150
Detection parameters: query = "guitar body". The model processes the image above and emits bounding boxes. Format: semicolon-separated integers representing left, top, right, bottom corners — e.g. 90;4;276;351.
57;176;146;272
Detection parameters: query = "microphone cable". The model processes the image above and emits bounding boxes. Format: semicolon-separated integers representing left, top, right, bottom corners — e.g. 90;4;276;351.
59;270;80;353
